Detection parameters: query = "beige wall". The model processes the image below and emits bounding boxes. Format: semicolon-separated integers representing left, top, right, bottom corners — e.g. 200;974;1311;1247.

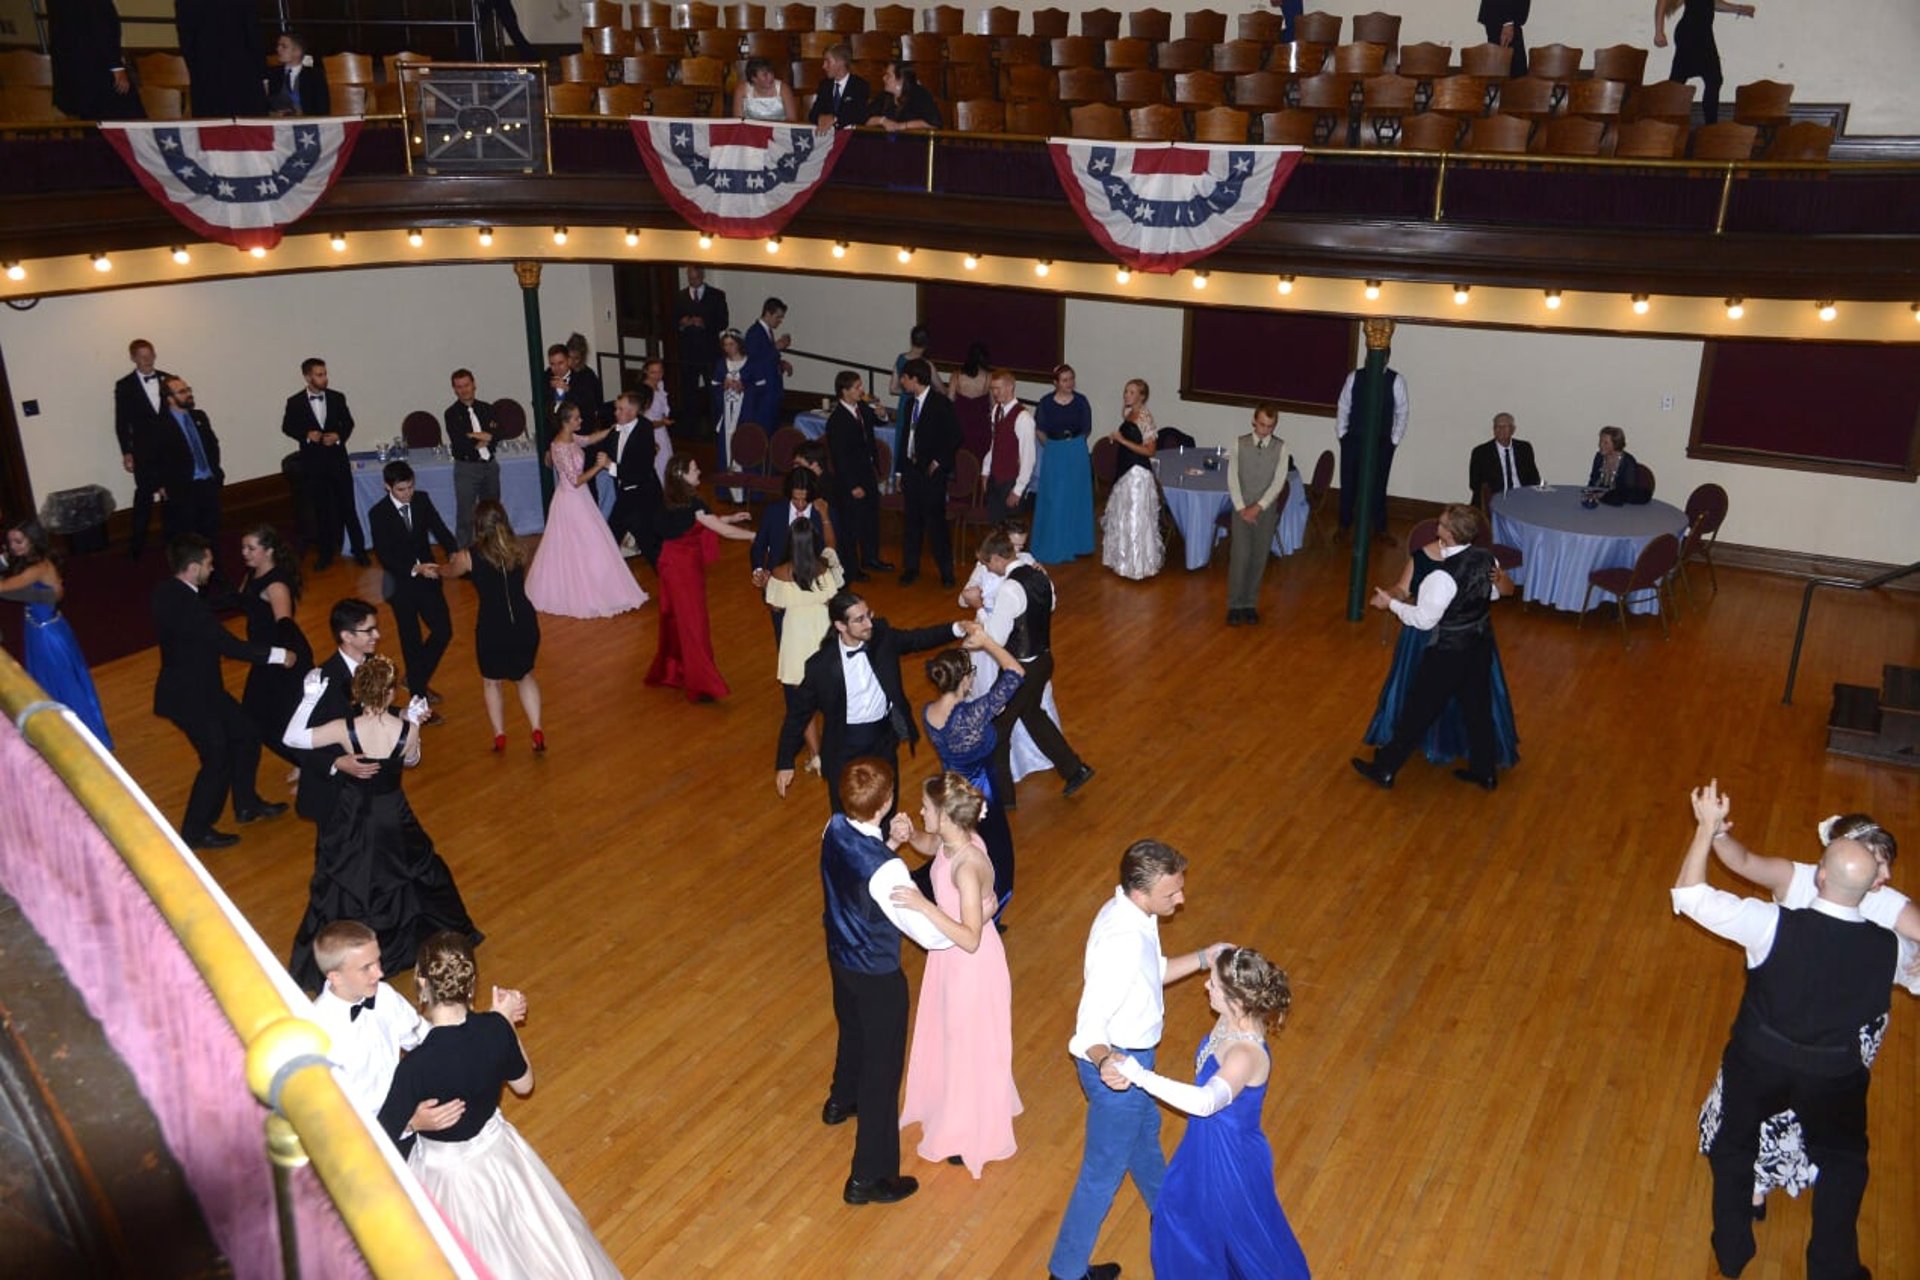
0;262;602;509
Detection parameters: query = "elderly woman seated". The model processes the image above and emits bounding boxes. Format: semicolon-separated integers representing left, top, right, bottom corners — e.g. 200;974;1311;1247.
1586;425;1649;505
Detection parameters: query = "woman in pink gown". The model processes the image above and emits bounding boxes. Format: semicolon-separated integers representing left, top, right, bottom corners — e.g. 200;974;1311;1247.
525;402;648;619
888;771;1021;1177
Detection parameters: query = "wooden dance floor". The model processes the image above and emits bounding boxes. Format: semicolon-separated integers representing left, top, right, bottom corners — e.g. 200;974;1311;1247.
89;532;1919;1278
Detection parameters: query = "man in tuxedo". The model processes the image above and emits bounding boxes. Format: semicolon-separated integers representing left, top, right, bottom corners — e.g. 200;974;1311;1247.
1477;0;1530;77
1467;412;1540;506
367;462;457;715
825;370;892;579
774;590;958;814
114;339;170;558
150;534;293;850
672;266;728;437
566;333;605;427
175;0;267;118
604;391;664;567
265;30;330;116
895;358;960;588
293;598;383;826
811;44;871;131
1334;357;1410;542
49;0;144;120
982;369;1037;523
741;298;792;433
750;467;833;640
154;376;225;549
444;368;501;548
282;357;367;570
972;530;1096;806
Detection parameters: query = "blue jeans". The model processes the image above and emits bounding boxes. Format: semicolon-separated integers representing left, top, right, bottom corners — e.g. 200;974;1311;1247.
1047;1048;1166;1279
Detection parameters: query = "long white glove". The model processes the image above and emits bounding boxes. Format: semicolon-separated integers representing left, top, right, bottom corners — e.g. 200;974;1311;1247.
283;673;328;749
1114;1054;1236;1117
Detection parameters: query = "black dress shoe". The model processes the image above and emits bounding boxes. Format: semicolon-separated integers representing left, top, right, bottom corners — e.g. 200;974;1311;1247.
865;559;895;572
946;1155;965;1165
1226;610;1242;626
186;830;240;850
1245;608;1260;624
939;574;956;589
422;687;445;706
423;711;446;727
234;801;288;823
898;571;919;586
1050;1266;1123;1280
843;1175;918;1205
845;569;871;583
1350;757;1394;789
821;1098;856;1125
1452;768;1498;791
314;553;334;571
1062;764;1096;797
352;551;372;567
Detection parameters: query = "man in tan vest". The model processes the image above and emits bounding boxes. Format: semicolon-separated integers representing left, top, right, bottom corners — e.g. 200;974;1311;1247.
1226;403;1291;625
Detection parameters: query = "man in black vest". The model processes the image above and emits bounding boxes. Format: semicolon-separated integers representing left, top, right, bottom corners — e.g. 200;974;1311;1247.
1673;780;1901;1280
972;530;1095;808
1334;358;1409;541
1352;504;1510;791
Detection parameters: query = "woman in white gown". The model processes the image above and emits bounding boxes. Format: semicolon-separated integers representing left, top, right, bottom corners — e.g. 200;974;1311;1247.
733;57;798;121
958;519;1064;782
712;329;749;502
1100;377;1164;579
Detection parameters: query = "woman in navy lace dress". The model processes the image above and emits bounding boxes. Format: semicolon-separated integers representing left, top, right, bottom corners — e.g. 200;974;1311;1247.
922;624;1023;917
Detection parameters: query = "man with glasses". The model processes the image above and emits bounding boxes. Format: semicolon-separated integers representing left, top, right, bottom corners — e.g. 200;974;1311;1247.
155;376;224;548
293;598;385;829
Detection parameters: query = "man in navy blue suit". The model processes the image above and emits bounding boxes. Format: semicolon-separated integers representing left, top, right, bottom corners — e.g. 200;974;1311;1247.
742;297;792;433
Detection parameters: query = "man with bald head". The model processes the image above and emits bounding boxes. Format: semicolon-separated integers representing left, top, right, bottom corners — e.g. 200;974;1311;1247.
1466;412;1539;506
1672;781;1906;1280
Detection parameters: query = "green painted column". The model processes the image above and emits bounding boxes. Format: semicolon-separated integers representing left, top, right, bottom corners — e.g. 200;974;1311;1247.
1345;317;1396;621
515;261;552;506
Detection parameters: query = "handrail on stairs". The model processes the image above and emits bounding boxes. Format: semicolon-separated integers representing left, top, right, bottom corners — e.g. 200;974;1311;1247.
1782;558;1920;704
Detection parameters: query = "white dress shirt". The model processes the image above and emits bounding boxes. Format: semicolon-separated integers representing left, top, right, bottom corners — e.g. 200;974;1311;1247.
1669;882;1920;989
309;980;427;1119
1067;886;1170;1060
1334;370;1410;445
610;416;638;477
1496;441;1519;492
838;637;886;724
844;817;957;953
306;390;328;428
982;401;1037;499
1227;433;1293;511
141;370;163;412
1388;543;1498;631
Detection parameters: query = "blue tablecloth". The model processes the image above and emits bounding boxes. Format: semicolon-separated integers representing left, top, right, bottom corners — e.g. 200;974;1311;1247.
1153;448;1309;571
1491;486;1688;615
348;449;548;549
794;410;828;440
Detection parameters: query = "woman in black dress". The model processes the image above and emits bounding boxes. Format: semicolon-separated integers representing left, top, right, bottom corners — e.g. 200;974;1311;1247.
871;60;942;131
443;500;543;754
281;655;481;991
1655;0;1757;125
236;525;312;770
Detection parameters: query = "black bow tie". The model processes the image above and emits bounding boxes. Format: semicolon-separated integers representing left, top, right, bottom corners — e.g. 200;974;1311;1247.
844;645;866;658
141;372;157;381
348;996;375;1021
309;393;325;401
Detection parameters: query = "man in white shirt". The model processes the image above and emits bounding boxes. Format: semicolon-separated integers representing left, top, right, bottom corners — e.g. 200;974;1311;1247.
1224;402;1292;626
1046;841;1226;1280
982;370;1037;522
1467;412;1540;506
1334;359;1409;541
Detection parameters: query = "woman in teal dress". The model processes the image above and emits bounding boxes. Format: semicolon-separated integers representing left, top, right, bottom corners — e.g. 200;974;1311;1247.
1;518;112;748
1030;364;1095;564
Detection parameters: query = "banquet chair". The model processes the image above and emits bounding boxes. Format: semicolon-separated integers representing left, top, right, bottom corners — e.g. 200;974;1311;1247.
401;412;443;450
712;421;772;494
768;424;807;474
1090;437;1120;506
1580;533;1680;648
1636;464;1656;499
492;399;528;441
946;449;985;549
1678;482;1729;601
1302;448;1336;548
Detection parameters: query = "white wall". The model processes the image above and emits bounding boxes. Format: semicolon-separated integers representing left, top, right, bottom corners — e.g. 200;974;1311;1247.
0;263;604;507
699;267;1920;564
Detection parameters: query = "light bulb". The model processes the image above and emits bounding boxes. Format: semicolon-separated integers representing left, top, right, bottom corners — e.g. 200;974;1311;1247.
1724;298;1744;319
552;227;568;245
963;254;979;270
1034;260;1050;277
478;226;494;246
330;234;347;251
1631;293;1650;314
248;245;267;259
1363;280;1382;301
831;241;848;258
1452;285;1470;305
1817;301;1837;322
171;247;191;265
1192;271;1208;289
626;229;641;247
407;229;424;247
4;262;24;282
1276;275;1294;295
698;234;713;249
90;253;112;273
764;236;780;253
1115;267;1131;284
1544;289;1562;309
897;247;914;264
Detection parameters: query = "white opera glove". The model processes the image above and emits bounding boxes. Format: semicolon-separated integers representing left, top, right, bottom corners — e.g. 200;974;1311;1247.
1113;1054;1236;1117
404;696;432;726
283;675;328;749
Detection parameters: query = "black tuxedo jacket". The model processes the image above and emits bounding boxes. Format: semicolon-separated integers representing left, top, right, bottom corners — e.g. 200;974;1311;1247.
295;650;355;822
368;493;457;601
610;420;660;494
174;0;266;117
752;501;828;571
825;401;882;494
809;74;870;129
1478;0;1530;26
672;285;730;369
50;0;140;120
265;64;330;116
151;407;225;493
150;577;271;720
776;618;957;770
1468;437;1540;503
281;388;357;462
902;392;960;482
114;367;172;462
444;398;500;464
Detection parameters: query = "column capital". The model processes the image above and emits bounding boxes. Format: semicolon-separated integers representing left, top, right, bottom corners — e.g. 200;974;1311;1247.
513;260;542;289
1363;317;1395;351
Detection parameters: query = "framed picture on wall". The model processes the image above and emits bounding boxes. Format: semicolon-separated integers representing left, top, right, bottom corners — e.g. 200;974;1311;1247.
915;282;1065;380
1688;340;1920;481
1181;308;1357;416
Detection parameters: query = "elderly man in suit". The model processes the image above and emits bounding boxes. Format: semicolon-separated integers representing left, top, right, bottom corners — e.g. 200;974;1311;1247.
895;357;961;588
367;461;458;715
114;339;169;557
154;375;225;550
811;43;871;131
1467;412;1540;506
443;368;502;548
282;357;367;570
151;534;293;849
774;590;959;814
672;266;728;436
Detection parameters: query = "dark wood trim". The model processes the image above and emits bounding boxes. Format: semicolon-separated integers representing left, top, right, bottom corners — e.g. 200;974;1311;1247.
1709;540;1920;592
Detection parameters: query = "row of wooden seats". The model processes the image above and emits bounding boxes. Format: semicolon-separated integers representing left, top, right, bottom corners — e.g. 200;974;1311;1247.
585;3;1308;42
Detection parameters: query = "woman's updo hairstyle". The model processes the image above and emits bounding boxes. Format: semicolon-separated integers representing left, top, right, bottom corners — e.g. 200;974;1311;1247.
1820;812;1898;867
415;931;477;1008
1214;946;1293;1028
350;653;398;711
925;649;974;694
922;770;985;832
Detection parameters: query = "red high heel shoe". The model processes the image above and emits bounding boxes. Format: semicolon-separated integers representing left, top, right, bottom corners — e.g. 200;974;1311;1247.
531;729;547;752
491;734;506;754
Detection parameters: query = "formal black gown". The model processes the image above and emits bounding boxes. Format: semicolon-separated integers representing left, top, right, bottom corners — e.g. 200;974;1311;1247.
287;719;481;991
1668;0;1723;120
468;554;540;681
238;567;313;765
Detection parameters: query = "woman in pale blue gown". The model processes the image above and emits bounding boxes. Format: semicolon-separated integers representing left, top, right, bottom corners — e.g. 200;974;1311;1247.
1;518;112;748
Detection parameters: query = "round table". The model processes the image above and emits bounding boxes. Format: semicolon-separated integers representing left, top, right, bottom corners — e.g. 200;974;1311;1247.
1491;486;1688;615
1153;447;1309;571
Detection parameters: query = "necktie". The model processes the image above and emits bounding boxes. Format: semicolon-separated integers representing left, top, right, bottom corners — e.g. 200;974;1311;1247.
178;412;211;478
907;398;919;459
348;997;375;1022
1503;446;1515;492
289;72;302;113
400;502;413;532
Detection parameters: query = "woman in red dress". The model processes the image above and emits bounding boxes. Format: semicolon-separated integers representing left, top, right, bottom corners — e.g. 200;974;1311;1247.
646;455;755;701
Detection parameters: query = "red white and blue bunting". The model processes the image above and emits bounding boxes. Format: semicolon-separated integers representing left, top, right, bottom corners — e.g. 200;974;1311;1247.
1048;140;1304;273
99;119;362;251
630;117;849;239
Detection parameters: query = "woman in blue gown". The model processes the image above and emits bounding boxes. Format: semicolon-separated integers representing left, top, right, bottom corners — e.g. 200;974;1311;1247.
1108;945;1311;1280
2;518;112;748
1030;364;1095;564
1364;530;1519;768
921;626;1022;918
